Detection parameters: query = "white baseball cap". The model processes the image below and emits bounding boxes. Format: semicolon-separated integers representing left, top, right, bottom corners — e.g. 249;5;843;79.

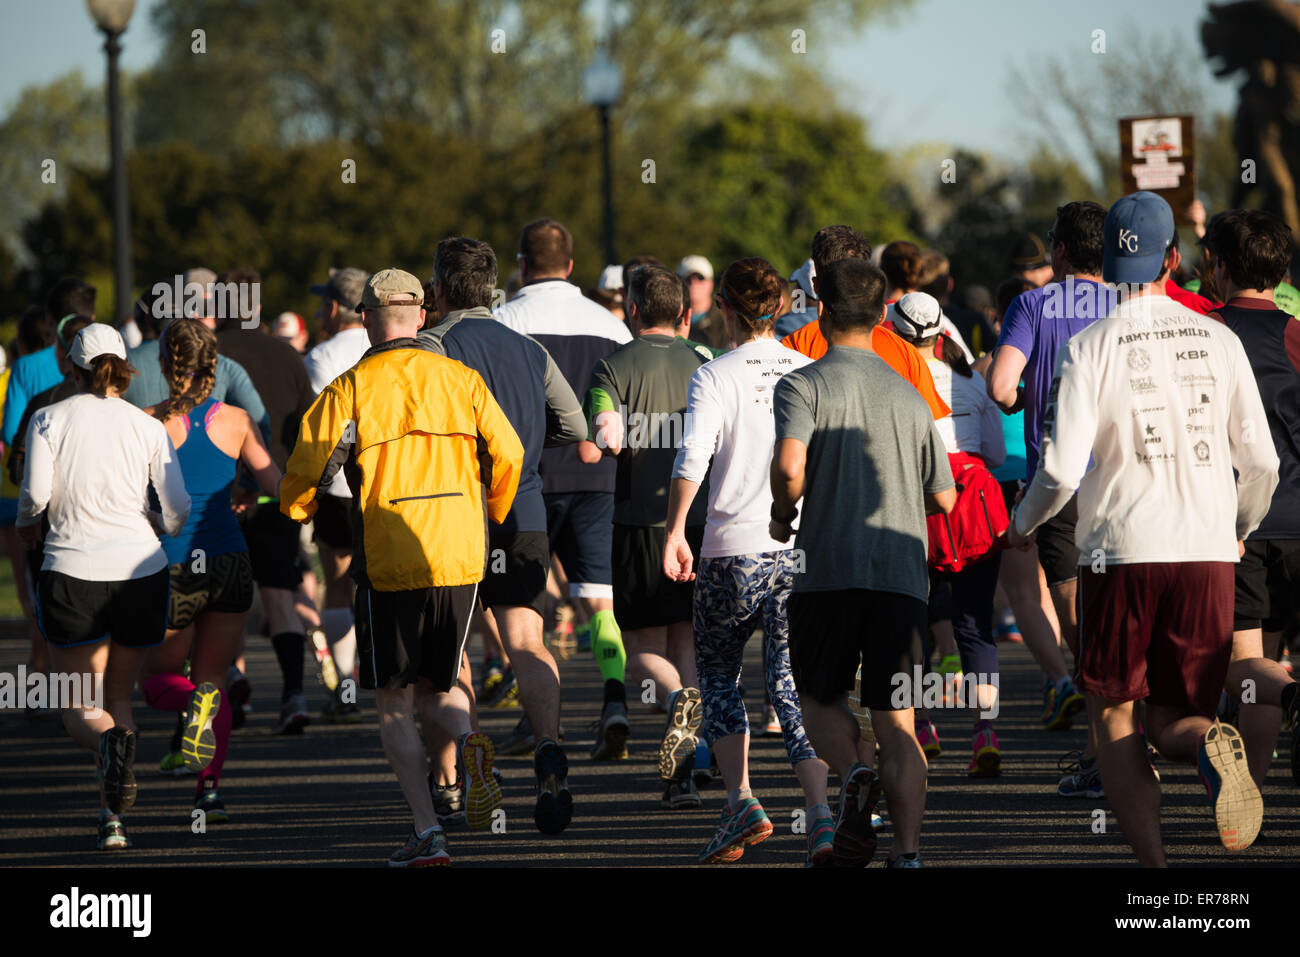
889;292;944;340
597;264;625;291
677;255;714;281
69;323;126;370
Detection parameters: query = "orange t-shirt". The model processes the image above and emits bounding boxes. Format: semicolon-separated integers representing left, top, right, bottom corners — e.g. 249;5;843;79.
781;321;952;420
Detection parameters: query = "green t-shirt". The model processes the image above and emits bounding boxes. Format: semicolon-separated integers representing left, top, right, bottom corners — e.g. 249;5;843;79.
585;333;710;526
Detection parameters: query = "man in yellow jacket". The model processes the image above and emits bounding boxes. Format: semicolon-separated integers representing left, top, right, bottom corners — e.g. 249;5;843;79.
282;267;524;867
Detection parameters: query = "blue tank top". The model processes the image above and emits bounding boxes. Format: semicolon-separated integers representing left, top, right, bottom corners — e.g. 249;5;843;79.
163;397;247;565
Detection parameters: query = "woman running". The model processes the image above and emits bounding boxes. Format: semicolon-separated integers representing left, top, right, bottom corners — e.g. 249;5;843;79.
663;257;833;865
141;318;280;823
16;324;190;849
891;292;1008;776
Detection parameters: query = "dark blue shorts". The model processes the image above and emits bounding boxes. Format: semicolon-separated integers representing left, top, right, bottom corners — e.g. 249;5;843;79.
544;491;614;598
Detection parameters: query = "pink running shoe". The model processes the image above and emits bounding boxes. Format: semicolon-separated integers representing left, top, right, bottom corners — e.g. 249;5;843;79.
915;719;941;759
968;726;1001;777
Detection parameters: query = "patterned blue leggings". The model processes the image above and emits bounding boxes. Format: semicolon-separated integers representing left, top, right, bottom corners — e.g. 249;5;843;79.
693;551;816;765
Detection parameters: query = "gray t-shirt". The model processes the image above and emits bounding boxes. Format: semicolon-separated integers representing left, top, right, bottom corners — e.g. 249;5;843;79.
773;345;954;601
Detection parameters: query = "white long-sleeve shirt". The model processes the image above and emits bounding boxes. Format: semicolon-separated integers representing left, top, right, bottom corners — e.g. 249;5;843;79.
672;338;812;557
925;358;1005;468
19;393;190;580
1014;294;1279;565
304;326;371;497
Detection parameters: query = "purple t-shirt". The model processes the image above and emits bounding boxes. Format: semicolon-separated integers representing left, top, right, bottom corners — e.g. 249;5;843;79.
996;278;1115;480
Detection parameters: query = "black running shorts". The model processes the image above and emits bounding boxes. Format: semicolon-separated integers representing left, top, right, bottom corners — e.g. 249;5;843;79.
168;550;255;631
1035;492;1080;587
355;583;478;692
479;530;549;617
312;493;354;552
787;587;928;710
1234;538;1300;633
38;567;170;648
240;500;304;591
612;524;702;631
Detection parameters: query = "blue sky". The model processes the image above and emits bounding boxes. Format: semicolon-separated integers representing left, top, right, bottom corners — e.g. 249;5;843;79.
3;0;1238;161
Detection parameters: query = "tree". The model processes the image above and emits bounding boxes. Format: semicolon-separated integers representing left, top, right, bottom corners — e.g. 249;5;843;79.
0;72;111;267
1007;28;1237;213
673;105;916;274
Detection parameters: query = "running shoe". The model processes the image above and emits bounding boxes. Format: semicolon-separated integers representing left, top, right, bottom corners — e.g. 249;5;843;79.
761;704;782;737
158;750;191;776
227;665;250;731
1057;750;1104;798
806;814;835;868
575;620;591;653
698;797;773;863
968;726;1001;777
498;714;536;756
1043;678;1085;731
993;619;1023;644
98;727;137;814
322;683;362;724
590;697;630;761
888;853;923;868
692;740;714;789
533;738;573;834
275;693;311;735
659;687;703;782
1040;678;1055;724
428;773;466;828
661;776;701;810
915;719;941;759
1284;686;1300;789
936;653;962;675
546;605;577;660
478;658;504;698
181;682;221;771
1197;720;1262;851
833;763;882;867
388;827;450;867
308;626;338;692
194;780;229;824
482;668;519;709
97;811;131;851
463;732;505;832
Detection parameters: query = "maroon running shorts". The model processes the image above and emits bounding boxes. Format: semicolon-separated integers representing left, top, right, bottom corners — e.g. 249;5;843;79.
1076;561;1233;717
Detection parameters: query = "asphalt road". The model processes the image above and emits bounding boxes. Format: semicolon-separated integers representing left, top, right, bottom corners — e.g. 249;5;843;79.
2;630;1297;868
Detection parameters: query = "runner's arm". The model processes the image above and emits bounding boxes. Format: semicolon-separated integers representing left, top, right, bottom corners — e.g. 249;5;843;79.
541;351;587;447
1014;341;1096;536
149;425;192;537
1226;336;1280;539
473;371;524;525
236;407;283;497
280;380;354;523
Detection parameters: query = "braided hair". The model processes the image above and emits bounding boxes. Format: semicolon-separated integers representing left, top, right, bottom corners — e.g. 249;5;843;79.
718;257;783;333
160;318;218;418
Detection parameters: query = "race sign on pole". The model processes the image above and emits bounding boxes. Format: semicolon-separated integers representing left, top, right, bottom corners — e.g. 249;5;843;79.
1118;114;1196;226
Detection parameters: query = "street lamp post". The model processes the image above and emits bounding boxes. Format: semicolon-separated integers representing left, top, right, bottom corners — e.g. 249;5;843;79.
583;48;622;268
87;0;136;323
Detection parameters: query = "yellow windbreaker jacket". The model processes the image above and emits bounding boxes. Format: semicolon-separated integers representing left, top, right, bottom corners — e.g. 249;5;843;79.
280;338;523;591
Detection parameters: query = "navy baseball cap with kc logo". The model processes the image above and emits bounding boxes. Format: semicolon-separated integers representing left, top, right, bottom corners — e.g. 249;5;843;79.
1103;191;1175;286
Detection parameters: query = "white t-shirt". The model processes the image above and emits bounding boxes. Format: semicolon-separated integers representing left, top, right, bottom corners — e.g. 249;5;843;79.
673;337;812;558
303;326;371;497
925;357;1005;467
1014;294;1279;565
18;393;190;580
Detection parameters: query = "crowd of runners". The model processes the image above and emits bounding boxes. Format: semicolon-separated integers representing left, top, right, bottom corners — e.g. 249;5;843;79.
6;189;1300;867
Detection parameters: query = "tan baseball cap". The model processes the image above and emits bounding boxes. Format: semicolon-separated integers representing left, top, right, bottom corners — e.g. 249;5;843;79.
355;268;425;313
